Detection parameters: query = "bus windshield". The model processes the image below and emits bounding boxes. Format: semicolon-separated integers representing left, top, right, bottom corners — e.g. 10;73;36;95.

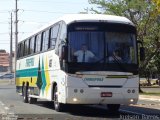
68;31;137;64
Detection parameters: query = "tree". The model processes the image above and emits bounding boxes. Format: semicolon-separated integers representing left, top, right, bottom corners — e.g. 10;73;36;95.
145;59;158;85
152;0;160;13
154;52;160;75
88;0;160;75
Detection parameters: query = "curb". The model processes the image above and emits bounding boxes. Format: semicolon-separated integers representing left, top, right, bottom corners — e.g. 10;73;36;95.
139;95;160;102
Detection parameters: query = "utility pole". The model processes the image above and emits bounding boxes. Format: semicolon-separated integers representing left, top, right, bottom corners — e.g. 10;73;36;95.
14;0;18;83
10;12;13;73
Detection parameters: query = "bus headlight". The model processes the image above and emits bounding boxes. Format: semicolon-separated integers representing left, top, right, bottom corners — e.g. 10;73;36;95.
73;98;78;102
129;99;134;102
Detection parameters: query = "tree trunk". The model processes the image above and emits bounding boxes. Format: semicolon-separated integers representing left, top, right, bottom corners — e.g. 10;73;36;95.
139;48;159;92
147;74;151;86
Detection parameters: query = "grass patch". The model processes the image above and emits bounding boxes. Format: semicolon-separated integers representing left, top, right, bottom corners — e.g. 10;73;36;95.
140;92;160;96
140;86;160;88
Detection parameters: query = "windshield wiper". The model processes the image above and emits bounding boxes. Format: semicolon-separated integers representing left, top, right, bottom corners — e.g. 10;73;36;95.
112;54;127;72
94;55;127;72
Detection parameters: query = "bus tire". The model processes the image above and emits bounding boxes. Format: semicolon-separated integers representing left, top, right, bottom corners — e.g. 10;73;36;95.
22;84;24;96
53;85;65;112
29;97;37;104
23;85;29;103
107;104;120;112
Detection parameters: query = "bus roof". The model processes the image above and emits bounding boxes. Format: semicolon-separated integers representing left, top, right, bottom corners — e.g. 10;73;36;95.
20;14;134;42
65;14;132;24
42;14;134;29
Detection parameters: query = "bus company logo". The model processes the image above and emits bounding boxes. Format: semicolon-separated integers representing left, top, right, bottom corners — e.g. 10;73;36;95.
83;78;103;82
26;58;34;67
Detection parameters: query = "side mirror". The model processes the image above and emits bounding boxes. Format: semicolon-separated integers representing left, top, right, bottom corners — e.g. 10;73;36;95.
140;47;145;61
61;46;68;61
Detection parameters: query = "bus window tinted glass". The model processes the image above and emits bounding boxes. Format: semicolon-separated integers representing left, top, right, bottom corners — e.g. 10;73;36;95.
17;44;20;58
106;32;137;64
68;23;137;64
20;42;24;57
42;30;49;51
35;34;42;52
30;37;35;54
50;24;59;49
68;32;104;63
24;39;29;56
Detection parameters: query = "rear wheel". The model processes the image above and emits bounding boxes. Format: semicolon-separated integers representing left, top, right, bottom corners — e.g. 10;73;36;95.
107;104;120;112
53;85;65;112
23;85;29;103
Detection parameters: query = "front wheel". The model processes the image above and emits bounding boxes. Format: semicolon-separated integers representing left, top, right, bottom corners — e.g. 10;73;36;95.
107;104;120;112
53;86;65;112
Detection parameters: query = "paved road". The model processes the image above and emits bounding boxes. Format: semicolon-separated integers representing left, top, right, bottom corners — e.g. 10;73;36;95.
0;84;160;120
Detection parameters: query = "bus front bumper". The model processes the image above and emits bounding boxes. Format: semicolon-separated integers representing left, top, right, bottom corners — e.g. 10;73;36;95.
65;87;138;105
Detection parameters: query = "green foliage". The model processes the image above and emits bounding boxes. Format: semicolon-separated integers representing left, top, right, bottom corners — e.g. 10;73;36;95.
89;0;152;24
154;53;160;73
89;0;160;75
152;0;160;13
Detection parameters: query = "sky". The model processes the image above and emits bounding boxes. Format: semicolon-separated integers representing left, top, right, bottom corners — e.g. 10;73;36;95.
0;0;93;53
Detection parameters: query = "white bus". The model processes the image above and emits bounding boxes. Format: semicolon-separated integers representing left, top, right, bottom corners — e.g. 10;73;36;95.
16;14;144;112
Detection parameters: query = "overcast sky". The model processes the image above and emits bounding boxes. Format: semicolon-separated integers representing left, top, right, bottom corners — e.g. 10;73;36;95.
0;0;92;52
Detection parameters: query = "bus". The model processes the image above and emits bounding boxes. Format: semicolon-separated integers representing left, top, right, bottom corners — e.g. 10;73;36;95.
16;14;144;112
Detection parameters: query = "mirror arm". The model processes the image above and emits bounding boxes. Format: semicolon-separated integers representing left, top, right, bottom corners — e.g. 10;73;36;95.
137;40;143;47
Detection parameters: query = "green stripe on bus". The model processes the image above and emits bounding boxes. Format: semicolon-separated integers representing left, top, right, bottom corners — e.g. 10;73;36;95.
107;75;129;78
16;68;38;77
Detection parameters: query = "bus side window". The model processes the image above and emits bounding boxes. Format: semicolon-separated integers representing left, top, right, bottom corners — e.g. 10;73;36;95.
35;34;42;53
58;22;67;57
42;30;49;51
24;39;29;56
29;37;35;54
50;24;59;49
17;44;20;58
19;43;22;58
20;42;24;57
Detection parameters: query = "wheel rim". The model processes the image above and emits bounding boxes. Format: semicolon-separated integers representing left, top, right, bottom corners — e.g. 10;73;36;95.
23;87;25;100
23;86;29;103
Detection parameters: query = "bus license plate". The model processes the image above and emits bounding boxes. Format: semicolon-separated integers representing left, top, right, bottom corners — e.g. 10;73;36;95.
101;92;112;97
